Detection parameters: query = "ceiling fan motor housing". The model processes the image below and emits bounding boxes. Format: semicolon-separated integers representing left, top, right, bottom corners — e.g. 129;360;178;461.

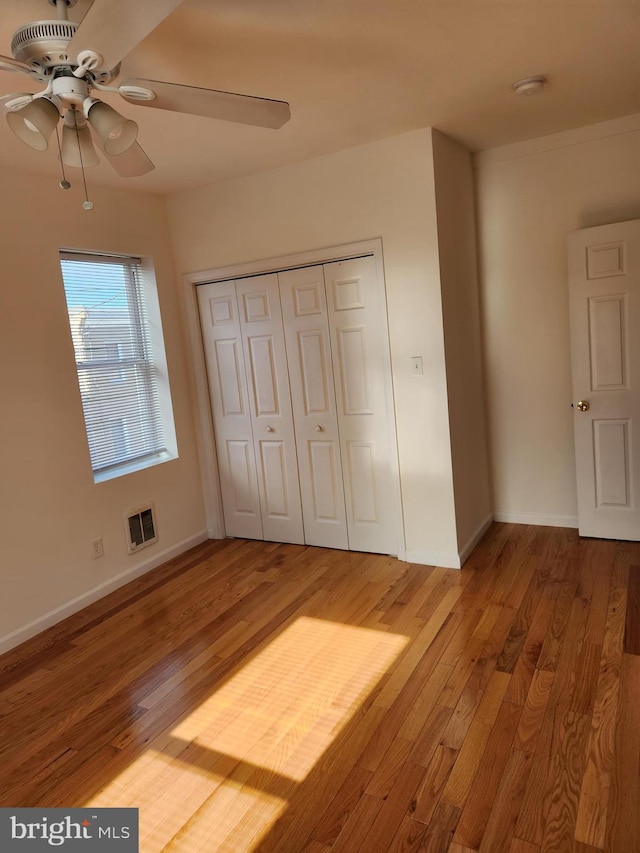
10;18;119;83
11;20;78;74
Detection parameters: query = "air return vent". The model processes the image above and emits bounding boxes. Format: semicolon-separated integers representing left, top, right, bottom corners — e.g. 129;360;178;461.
125;504;157;554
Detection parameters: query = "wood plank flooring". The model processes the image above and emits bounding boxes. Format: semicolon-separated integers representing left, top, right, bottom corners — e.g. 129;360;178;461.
0;524;639;852
624;566;640;655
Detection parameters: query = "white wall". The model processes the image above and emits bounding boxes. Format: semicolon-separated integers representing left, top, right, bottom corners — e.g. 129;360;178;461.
168;129;469;566
0;167;207;652
432;130;492;553
475;113;640;526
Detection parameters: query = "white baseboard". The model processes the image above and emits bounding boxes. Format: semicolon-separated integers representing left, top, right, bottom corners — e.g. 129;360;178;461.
403;549;462;570
493;511;579;529
403;513;495;571
458;514;494;565
0;530;209;657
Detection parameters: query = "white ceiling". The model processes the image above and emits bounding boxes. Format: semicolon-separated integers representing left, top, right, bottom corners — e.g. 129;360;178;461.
1;0;639;195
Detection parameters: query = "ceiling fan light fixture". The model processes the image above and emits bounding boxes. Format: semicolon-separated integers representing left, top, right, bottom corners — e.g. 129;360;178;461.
84;99;137;155
61;121;99;168
6;96;59;150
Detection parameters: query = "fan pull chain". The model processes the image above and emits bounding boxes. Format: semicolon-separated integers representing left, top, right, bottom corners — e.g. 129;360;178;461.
72;109;94;211
54;125;71;190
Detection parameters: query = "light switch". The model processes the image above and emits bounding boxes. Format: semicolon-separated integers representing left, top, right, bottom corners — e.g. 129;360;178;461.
411;356;423;375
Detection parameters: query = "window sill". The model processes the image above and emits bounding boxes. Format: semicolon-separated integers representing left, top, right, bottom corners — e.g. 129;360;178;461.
93;450;177;484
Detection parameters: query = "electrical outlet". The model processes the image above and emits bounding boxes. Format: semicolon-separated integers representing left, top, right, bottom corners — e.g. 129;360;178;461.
91;537;104;559
411;356;423;375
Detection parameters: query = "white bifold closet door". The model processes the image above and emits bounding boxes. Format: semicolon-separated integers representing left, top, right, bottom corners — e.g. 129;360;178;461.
198;255;399;555
197;274;304;544
279;265;349;549
324;257;399;554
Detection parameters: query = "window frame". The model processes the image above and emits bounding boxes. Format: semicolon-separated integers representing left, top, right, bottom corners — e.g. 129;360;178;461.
59;249;178;483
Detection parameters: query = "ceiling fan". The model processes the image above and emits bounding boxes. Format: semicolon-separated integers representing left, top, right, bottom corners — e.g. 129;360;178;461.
0;0;291;178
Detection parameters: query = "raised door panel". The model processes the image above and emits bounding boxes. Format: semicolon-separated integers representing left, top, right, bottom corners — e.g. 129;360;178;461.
336;326;373;415
279;266;348;550
196;282;262;540
568;221;640;540
588;295;628;391
346;441;378;523
213;339;245;416
324;256;400;555
226;440;260;515
298;330;332;415
247;335;280;415
593;420;631;507
237;274;304;545
260;440;289;517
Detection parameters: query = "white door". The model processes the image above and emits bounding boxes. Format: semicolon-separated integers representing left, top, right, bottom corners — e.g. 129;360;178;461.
236;274;305;544
197;281;263;540
568;219;640;540
279;265;349;550
324;256;401;554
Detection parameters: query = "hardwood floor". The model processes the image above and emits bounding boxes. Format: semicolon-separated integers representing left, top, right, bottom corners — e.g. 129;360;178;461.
0;524;638;852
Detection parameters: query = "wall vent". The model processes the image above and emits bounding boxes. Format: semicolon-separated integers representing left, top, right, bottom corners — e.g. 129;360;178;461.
125;504;157;554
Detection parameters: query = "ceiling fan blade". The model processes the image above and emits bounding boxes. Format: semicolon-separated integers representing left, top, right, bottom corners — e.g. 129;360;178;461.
105;142;155;177
120;78;291;129
66;0;185;72
0;55;33;76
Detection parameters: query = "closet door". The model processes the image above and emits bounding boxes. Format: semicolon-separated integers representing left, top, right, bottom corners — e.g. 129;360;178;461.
279;266;349;549
236;274;305;544
325;256;400;555
197;281;263;540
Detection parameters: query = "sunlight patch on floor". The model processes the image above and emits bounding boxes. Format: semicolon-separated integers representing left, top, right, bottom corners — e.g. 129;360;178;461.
171;617;409;780
86;617;408;851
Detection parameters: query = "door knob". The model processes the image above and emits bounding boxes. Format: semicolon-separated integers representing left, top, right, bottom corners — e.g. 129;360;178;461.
266;425;274;432
315;425;324;432
576;400;590;412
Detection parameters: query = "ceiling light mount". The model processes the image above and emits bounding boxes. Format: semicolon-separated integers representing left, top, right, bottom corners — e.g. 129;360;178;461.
513;76;547;96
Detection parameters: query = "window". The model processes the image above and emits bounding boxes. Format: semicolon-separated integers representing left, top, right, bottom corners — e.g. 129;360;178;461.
59;250;177;482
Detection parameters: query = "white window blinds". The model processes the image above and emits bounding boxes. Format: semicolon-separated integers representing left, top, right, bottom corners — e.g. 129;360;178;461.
59;251;168;478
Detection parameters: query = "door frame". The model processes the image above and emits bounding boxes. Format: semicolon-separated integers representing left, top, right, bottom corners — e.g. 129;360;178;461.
182;238;406;559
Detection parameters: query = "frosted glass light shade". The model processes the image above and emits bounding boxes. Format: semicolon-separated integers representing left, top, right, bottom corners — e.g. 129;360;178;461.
61;123;100;168
6;97;59;150
86;101;137;155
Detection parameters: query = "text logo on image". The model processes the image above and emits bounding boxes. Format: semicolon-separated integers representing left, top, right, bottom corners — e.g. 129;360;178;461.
0;808;138;851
